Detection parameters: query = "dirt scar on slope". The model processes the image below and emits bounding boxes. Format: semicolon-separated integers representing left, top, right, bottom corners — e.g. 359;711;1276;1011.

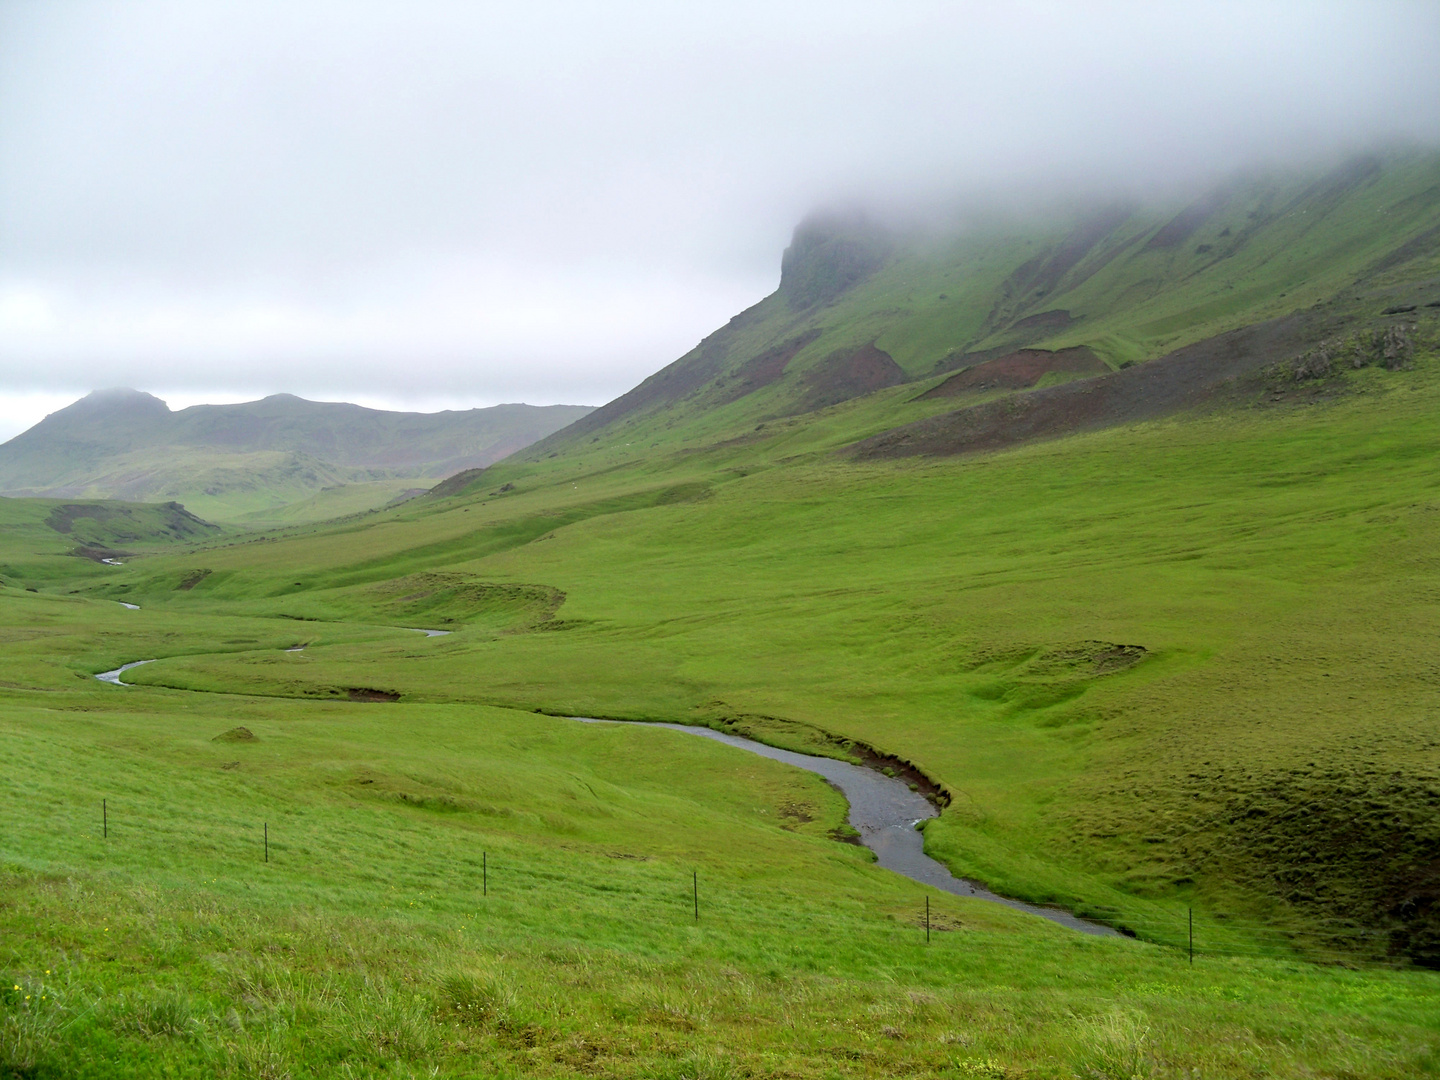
572;717;1119;936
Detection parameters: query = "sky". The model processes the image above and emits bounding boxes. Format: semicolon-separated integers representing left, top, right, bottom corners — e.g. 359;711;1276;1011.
1;1;1438;441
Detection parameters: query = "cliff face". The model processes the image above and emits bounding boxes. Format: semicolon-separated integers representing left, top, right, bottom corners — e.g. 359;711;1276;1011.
778;211;893;310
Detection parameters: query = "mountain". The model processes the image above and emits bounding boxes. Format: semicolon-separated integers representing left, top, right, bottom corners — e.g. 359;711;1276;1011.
447;150;1439;484
0;392;593;523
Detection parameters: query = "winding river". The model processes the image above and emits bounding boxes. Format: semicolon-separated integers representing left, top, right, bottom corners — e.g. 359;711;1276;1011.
573;717;1117;936
93;646;1114;935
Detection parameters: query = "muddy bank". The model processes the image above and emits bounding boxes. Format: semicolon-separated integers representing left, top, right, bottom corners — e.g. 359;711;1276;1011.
572;716;1118;936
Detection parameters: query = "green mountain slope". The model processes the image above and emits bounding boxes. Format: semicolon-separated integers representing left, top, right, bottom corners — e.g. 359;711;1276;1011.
0;391;594;524
466;150;1439;484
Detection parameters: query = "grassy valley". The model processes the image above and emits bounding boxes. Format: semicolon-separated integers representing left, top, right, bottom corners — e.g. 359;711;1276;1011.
3;151;1440;1077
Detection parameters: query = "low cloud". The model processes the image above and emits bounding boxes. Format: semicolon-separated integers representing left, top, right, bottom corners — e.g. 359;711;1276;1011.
1;0;1437;438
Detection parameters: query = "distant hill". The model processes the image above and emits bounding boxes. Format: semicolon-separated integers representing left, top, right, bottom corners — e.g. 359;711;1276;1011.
479;150;1440;482
0;392;593;523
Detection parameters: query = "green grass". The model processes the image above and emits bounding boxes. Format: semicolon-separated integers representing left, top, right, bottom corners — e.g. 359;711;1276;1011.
3;643;1437;1077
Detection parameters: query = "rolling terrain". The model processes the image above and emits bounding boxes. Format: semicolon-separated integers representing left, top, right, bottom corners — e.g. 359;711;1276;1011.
3;151;1440;1077
0;390;593;524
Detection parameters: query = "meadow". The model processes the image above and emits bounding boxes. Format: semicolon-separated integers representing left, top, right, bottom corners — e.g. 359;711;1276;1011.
3;330;1439;1075
2;618;1438;1078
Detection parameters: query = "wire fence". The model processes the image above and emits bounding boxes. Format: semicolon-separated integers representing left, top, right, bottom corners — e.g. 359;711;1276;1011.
61;796;1436;972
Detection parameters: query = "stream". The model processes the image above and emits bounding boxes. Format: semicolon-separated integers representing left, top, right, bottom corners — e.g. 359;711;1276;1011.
91;646;1114;934
95;659;155;685
574;717;1118;936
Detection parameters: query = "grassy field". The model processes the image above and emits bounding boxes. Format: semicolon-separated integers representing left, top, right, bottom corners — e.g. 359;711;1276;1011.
3;330;1439;1074
2;593;1438;1078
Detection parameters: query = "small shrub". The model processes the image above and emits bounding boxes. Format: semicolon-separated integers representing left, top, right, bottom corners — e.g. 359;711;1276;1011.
439;972;524;1031
647;1048;740;1080
1070;1008;1153;1079
952;1058;1008;1078
137;991;192;1038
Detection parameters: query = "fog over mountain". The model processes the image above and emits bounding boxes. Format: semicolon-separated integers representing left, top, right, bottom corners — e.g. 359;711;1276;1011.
1;0;1437;440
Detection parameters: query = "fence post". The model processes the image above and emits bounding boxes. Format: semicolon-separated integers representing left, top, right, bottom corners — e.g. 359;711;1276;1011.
1188;907;1193;965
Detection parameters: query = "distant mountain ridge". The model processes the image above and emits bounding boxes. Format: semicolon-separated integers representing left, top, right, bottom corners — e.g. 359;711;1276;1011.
0;391;593;522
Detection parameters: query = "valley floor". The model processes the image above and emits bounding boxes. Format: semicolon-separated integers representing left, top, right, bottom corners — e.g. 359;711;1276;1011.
3;348;1440;1076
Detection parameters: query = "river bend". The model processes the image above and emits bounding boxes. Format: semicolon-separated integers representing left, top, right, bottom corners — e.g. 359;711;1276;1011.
574;718;1117;936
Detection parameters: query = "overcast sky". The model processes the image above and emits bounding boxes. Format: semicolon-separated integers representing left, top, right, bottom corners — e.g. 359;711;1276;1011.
1;1;1438;440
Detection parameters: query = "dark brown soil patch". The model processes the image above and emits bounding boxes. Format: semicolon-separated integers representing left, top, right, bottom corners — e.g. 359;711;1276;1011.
850;311;1323;460
71;546;134;563
1008;309;1076;333
213;726;257;742
917;347;1107;399
778;801;816;825
790;341;907;413
847;741;951;808
347;687;400;702
177;569;212;591
711;329;822;406
1091;643;1148;673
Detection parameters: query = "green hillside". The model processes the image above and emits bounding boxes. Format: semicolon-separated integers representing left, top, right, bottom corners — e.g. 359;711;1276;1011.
0;391;594;524
4;152;1440;1077
462;150;1439;481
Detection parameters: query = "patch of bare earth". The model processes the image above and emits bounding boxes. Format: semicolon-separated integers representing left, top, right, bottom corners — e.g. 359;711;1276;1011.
917;346;1108;399
791;341;907;413
850;312;1325;460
